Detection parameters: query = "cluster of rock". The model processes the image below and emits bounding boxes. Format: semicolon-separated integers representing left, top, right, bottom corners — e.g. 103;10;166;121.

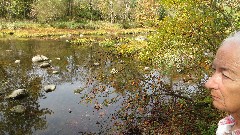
31;55;58;92
32;55;51;68
31;55;60;74
6;84;56;113
6;89;27;113
8;55;59;113
32;55;49;62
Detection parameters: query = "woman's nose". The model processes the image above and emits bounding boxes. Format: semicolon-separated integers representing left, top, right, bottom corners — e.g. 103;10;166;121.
205;74;220;90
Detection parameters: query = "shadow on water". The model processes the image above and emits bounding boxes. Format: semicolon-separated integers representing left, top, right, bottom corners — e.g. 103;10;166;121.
0;38;214;134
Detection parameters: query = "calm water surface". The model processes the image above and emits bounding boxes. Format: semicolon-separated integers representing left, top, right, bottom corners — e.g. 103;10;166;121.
0;38;152;134
0;38;199;134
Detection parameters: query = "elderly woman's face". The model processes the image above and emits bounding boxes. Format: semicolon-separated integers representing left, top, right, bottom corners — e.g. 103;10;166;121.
205;41;240;113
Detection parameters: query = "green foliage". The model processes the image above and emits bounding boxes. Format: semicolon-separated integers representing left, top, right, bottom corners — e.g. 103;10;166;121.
122;21;142;29
50;21;87;29
139;0;237;75
32;0;67;22
70;38;95;45
0;0;163;28
197;121;217;135
99;39;116;47
0;0;33;19
75;7;102;21
0;20;41;30
134;0;160;27
106;36;148;57
50;20;123;30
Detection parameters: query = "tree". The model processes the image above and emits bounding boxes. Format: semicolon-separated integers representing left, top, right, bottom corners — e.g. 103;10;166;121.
32;0;67;22
66;0;74;18
0;0;34;19
140;0;237;74
134;0;160;26
137;0;239;133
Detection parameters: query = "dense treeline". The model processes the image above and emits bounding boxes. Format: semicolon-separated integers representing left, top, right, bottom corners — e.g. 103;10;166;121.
0;0;238;30
0;0;160;27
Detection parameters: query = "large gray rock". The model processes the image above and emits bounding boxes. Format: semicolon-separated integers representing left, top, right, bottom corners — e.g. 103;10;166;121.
32;55;49;62
7;89;27;99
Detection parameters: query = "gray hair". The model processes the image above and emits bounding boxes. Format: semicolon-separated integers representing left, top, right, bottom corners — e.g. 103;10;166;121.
222;31;240;46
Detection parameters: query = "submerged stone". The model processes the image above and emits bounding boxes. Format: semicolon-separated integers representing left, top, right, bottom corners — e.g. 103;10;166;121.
94;62;100;66
7;89;27;99
110;68;118;74
10;105;26;113
15;60;20;64
32;55;49;62
40;62;51;68
44;85;56;92
52;70;59;74
74;88;84;94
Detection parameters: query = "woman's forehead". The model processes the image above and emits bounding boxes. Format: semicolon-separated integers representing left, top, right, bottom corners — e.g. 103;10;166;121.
214;43;240;69
217;41;240;58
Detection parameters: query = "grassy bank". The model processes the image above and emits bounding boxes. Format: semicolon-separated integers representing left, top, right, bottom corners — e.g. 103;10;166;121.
0;20;155;39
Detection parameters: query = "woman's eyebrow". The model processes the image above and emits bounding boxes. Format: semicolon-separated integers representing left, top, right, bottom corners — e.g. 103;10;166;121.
212;59;237;74
220;66;237;75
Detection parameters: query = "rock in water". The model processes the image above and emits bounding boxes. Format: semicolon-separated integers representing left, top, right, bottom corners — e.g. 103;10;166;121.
52;70;59;74
94;62;100;66
7;89;26;99
15;60;20;64
39;62;51;68
44;85;56;92
110;68;118;74
32;55;49;62
10;105;26;113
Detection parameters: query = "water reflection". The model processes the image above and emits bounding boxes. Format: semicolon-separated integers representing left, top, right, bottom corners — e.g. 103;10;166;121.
0;39;144;134
0;38;211;134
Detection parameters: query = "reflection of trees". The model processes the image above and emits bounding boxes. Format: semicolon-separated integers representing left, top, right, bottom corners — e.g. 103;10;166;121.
0;66;52;134
110;70;222;134
77;48;221;134
0;42;52;134
0;39;222;134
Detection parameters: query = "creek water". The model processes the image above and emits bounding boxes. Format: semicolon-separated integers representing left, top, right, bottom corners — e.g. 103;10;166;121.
0;38;149;134
0;38;201;134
